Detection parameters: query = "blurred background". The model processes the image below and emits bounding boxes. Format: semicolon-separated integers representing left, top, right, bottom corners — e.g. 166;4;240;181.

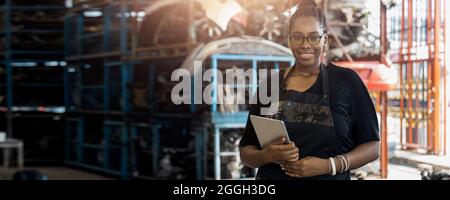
0;0;449;180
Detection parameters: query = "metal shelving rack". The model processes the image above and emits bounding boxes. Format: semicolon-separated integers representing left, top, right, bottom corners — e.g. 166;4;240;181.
0;0;66;136
386;0;446;155
0;0;66;164
63;0;136;179
63;0;196;180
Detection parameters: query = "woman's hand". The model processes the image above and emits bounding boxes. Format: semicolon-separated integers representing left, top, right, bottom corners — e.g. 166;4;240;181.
281;156;329;178
262;137;299;164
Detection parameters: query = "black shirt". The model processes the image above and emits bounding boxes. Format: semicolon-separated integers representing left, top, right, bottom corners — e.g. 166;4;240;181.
239;63;380;179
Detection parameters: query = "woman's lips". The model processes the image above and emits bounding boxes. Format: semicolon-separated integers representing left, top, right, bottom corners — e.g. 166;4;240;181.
297;53;314;60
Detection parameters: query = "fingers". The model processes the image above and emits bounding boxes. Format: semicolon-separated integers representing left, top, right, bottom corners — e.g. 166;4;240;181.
281;162;302;177
281;160;303;170
276;144;299;162
286;153;299;162
288;163;301;172
281;162;294;171
278;143;297;151
281;145;299;154
271;137;294;145
270;137;285;145
282;149;299;159
285;172;302;178
267;139;299;163
283;146;298;155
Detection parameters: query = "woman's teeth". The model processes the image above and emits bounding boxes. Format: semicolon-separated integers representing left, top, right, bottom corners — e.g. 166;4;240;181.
299;53;314;59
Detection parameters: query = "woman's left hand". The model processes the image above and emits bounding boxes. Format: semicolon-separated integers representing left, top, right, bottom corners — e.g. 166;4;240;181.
280;156;329;178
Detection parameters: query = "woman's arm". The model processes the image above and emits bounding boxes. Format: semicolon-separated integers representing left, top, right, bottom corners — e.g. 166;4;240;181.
282;141;379;177
346;141;380;171
240;137;299;168
240;145;270;169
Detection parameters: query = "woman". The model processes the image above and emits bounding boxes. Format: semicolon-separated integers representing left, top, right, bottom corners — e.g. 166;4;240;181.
239;0;380;180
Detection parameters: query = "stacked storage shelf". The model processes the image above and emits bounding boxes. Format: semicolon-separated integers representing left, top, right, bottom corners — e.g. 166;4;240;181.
64;0;197;180
0;0;66;164
64;0;135;179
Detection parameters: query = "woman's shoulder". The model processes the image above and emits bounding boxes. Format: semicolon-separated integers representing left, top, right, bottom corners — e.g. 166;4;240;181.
326;63;363;84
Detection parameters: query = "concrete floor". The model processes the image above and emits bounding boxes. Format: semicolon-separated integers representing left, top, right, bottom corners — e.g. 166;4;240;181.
0;167;114;180
391;150;450;170
353;160;422;180
384;163;422;180
360;165;421;180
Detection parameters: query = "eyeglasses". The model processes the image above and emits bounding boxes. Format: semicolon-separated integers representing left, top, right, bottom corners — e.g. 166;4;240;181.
289;32;327;46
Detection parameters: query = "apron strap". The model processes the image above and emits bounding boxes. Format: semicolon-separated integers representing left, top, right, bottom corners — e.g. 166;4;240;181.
321;63;334;126
320;63;330;101
280;66;293;91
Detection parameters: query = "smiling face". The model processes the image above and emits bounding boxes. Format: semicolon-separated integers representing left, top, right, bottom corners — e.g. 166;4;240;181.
289;16;327;68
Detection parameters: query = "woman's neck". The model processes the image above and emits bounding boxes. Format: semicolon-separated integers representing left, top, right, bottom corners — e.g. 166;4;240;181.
294;63;321;74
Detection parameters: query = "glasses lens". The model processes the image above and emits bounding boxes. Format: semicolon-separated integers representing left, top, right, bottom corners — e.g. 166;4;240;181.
290;36;304;45
308;36;321;44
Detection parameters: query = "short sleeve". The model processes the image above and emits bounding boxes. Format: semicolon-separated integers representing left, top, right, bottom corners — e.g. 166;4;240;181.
239;71;281;149
239;94;262;149
349;70;380;145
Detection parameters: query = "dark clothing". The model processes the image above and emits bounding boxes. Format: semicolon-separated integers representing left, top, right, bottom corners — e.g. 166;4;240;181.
239;63;380;180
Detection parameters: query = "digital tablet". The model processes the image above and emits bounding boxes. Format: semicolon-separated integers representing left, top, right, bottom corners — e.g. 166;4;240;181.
249;115;291;148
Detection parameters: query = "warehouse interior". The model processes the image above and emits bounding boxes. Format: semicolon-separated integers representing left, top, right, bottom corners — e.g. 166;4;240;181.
0;0;449;180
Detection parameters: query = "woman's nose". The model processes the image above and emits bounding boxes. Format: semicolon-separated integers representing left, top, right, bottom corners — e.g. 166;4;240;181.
299;41;312;49
298;44;312;50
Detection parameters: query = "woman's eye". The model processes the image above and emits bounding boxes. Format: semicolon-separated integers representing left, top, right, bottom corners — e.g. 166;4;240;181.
309;36;320;42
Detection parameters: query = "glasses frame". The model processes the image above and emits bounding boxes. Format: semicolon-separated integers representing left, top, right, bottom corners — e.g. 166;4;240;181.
289;32;327;46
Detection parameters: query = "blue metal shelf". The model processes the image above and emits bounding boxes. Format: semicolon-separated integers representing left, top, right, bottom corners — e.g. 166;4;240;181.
64;3;131;60
80;85;104;90
64;117;133;179
0;5;65;12
63;2;136;179
1;0;66;137
0;59;66;64
82;143;122;149
79;32;104;39
0;29;64;35
15;83;62;87
0;106;65;113
6;50;63;55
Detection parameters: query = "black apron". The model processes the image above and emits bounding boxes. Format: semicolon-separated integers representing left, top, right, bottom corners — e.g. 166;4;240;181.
256;64;349;180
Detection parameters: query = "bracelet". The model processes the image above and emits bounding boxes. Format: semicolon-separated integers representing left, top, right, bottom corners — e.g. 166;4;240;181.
328;158;332;175
344;154;350;172
342;155;348;172
329;157;336;176
337;155;349;173
336;155;345;173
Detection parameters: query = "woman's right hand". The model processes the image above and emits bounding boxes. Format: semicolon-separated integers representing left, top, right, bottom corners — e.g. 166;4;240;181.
262;137;299;163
